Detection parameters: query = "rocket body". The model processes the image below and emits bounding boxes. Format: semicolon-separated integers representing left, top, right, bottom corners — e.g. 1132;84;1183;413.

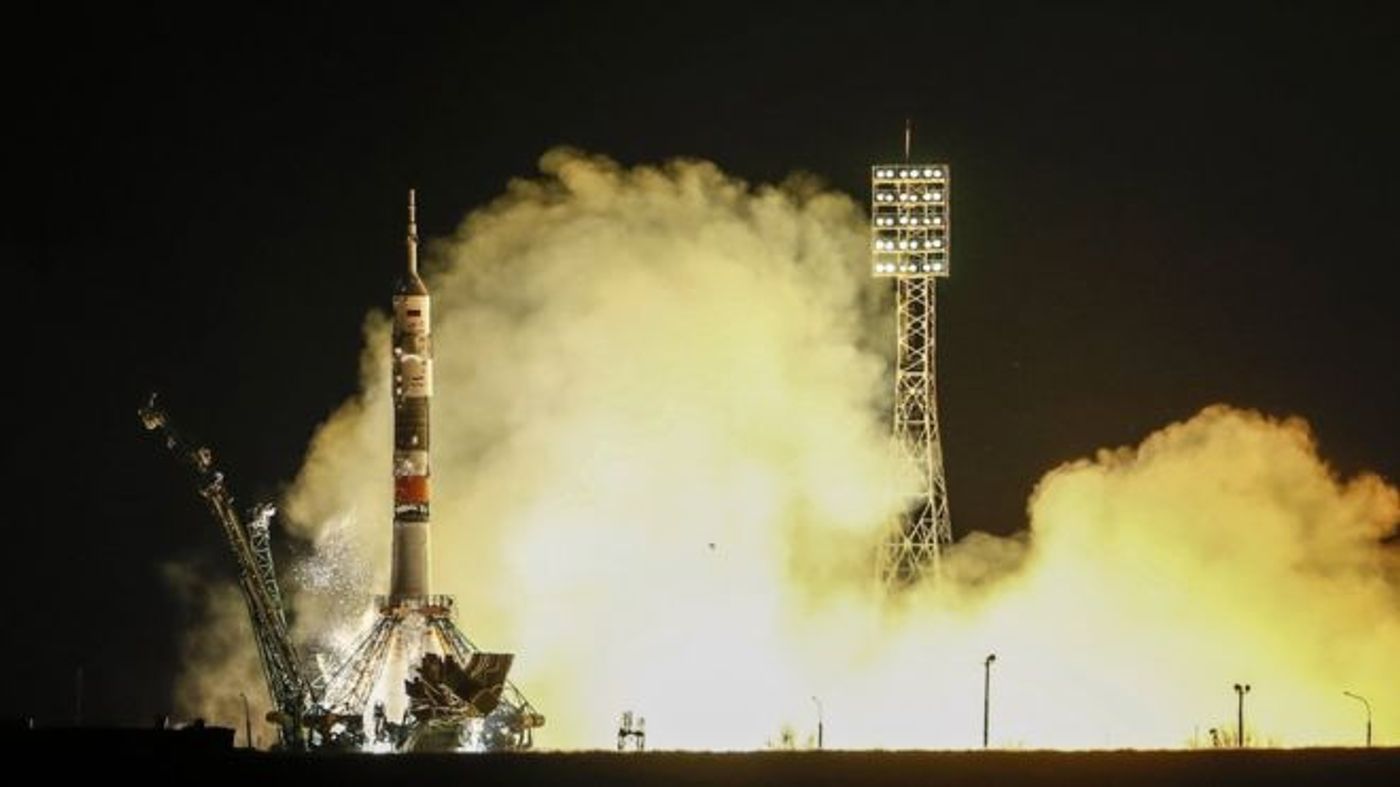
390;191;431;604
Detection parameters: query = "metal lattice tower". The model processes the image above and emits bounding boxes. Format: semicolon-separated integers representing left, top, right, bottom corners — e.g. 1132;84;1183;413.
871;159;954;586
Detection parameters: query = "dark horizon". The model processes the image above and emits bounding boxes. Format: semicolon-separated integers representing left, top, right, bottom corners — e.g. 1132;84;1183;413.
3;4;1395;727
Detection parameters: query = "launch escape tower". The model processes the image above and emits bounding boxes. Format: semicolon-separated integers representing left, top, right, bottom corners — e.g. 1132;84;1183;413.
872;140;955;586
140;193;542;751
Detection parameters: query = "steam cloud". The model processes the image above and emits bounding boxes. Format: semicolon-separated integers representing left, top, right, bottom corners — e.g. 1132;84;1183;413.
173;149;1399;750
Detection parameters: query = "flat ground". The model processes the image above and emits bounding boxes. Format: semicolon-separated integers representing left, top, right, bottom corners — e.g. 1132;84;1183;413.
11;742;1400;787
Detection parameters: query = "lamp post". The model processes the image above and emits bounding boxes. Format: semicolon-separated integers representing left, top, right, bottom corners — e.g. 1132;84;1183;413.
1233;683;1251;748
811;695;824;750
239;692;253;749
983;654;997;749
1342;691;1372;748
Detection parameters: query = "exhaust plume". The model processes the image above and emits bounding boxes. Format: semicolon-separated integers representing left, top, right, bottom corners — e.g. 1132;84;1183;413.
178;149;1399;750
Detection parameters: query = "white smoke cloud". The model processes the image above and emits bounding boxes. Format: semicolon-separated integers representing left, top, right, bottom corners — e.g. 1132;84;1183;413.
176;149;1398;751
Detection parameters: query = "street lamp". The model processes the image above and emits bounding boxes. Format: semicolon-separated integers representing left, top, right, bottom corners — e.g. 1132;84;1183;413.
239;692;253;749
983;654;997;749
1233;683;1251;748
811;695;824;750
1343;691;1372;748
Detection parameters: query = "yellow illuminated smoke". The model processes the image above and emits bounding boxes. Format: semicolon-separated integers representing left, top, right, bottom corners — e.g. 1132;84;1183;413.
180;149;1400;749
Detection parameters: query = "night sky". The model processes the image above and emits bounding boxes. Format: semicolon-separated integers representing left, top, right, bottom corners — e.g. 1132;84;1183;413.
3;3;1395;726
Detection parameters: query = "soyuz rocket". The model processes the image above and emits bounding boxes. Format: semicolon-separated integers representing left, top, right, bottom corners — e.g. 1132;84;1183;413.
391;190;431;604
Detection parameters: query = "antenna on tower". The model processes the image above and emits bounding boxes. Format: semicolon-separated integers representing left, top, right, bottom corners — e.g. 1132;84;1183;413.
904;119;912;162
407;188;419;276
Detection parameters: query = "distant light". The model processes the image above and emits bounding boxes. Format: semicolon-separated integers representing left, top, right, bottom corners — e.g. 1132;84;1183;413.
932;191;944;201
923;264;932;271
922;193;933;201
899;170;908;178
933;262;944;271
932;168;944;178
923;168;933;177
932;239;944;248
933;216;944;226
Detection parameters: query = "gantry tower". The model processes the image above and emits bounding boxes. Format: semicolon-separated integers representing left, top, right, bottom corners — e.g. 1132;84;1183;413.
871;147;954;586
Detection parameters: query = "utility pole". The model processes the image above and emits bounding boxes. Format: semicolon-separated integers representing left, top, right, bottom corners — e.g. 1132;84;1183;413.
1343;691;1372;748
811;696;824;750
983;654;997;748
1233;683;1251;748
240;692;253;749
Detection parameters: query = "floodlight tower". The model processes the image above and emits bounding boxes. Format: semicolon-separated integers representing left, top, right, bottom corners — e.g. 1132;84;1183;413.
871;150;954;587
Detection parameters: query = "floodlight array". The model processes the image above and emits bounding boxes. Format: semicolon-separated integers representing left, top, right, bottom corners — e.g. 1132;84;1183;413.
871;164;950;277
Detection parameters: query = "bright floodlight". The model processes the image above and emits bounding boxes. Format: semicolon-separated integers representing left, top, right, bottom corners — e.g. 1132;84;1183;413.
871;163;950;278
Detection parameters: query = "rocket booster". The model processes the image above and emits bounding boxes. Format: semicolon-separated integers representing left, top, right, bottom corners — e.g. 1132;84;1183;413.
391;189;431;603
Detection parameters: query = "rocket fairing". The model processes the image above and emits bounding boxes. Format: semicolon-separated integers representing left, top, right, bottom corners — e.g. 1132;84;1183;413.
391;189;432;603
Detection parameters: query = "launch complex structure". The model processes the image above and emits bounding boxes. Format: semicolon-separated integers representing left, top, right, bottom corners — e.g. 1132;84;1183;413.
140;192;543;751
140;140;954;749
872;131;955;586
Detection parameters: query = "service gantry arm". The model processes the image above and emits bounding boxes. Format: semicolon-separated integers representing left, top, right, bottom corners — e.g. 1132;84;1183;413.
138;394;315;747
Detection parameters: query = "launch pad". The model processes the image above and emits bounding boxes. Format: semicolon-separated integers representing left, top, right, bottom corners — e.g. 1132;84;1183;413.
140;191;543;751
